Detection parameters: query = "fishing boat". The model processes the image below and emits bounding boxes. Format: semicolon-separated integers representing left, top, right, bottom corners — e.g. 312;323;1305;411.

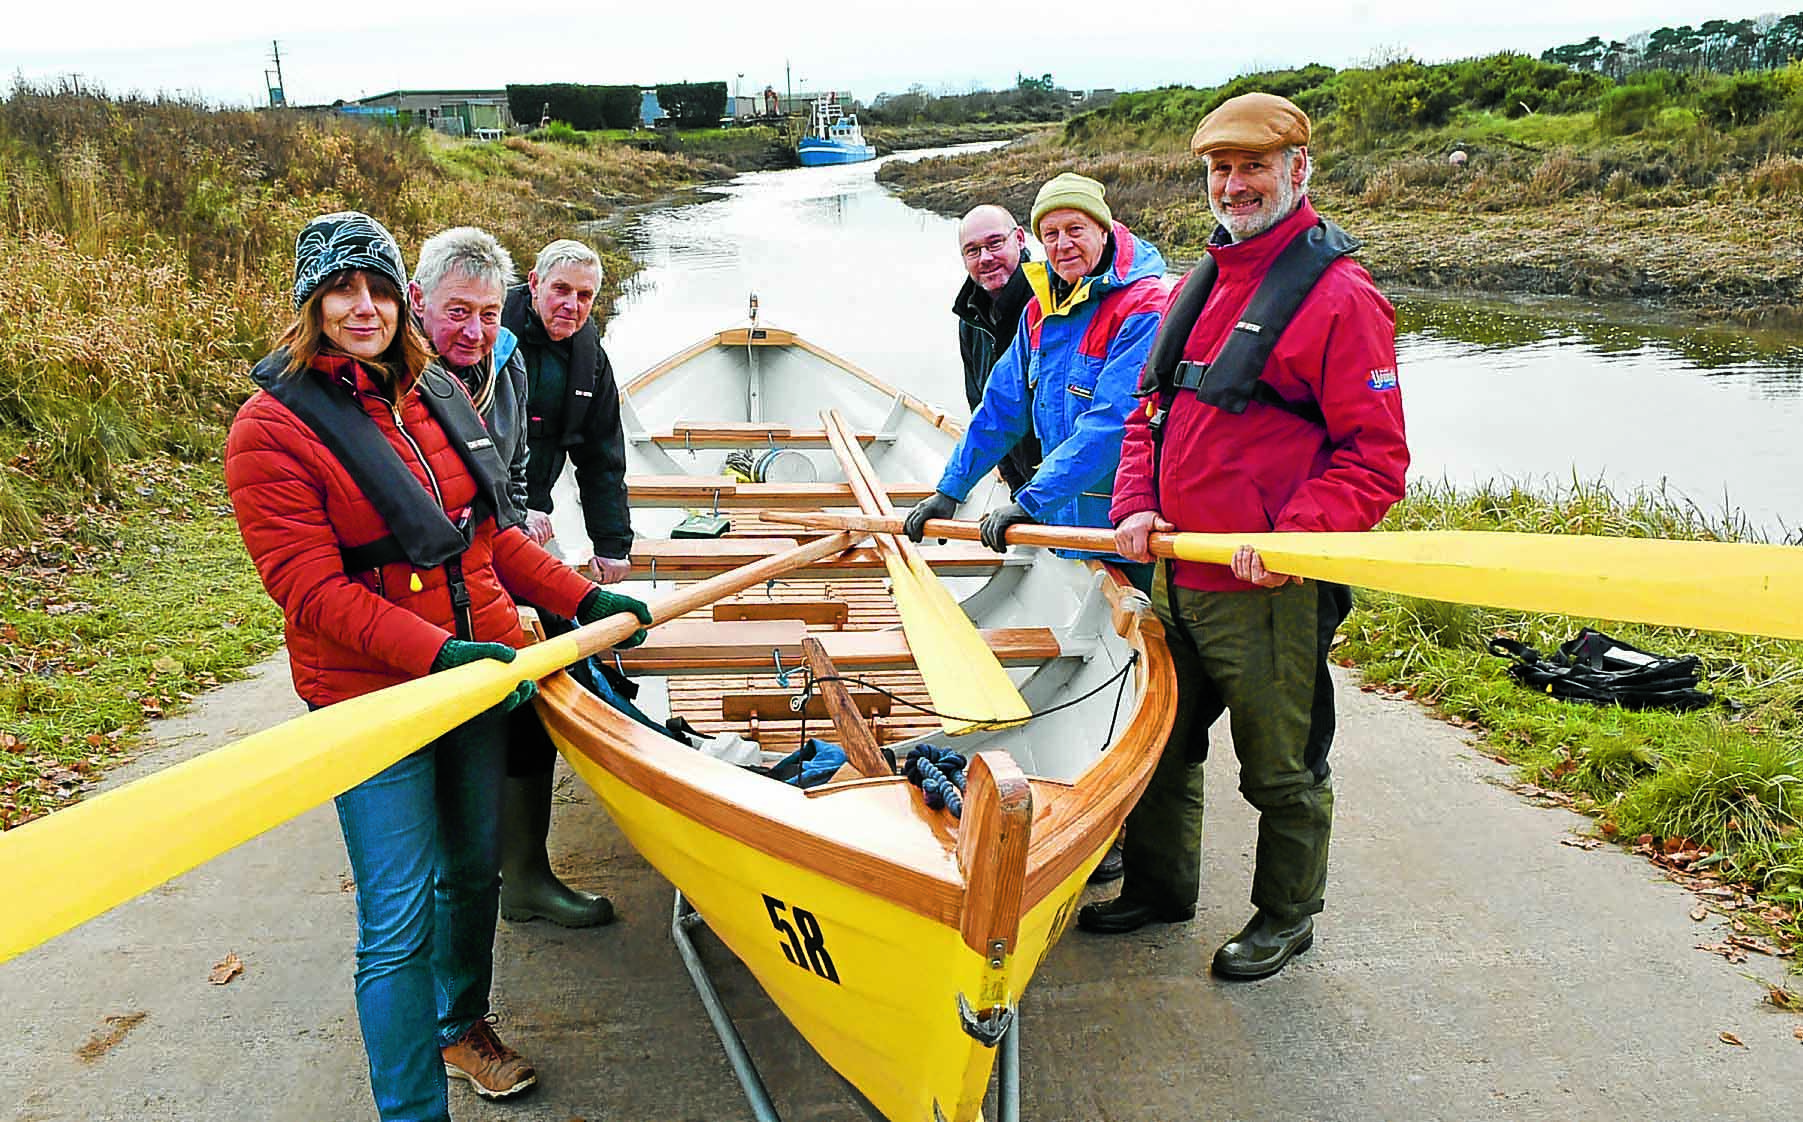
529;306;1176;1121
796;93;876;166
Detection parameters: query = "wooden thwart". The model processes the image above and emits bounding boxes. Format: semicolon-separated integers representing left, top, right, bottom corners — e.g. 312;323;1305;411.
720;690;893;722
614;620;1060;674
626;475;934;509
627;538;1013;582
713;599;850;629
654;423;878;449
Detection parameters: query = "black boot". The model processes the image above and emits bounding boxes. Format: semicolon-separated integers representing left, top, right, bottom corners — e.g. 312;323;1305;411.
1075;894;1194;935
1086;835;1125;885
500;769;614;928
1211;910;1313;980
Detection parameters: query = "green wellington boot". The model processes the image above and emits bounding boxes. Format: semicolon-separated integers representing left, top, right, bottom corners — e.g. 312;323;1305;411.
1211;910;1313;980
499;769;615;928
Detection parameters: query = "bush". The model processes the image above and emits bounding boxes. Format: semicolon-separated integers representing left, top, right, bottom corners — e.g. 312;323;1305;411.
532;120;590;147
506;83;638;131
1698;71;1784;129
1597;81;1669;135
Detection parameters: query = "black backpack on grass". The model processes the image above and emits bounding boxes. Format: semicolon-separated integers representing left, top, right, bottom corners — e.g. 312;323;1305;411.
1487;628;1715;711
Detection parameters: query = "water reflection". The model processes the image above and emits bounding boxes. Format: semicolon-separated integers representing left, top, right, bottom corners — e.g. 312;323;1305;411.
601;148;1803;536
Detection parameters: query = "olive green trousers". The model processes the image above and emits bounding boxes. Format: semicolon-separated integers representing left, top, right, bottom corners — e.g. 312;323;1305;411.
1122;565;1349;921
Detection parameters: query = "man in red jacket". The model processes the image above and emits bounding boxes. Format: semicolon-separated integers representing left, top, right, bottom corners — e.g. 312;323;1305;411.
1081;94;1409;982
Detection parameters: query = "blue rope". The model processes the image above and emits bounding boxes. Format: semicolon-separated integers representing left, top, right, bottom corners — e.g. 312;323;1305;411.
904;746;968;818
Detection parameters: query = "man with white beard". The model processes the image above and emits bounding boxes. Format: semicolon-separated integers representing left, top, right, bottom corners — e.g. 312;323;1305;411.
1081;93;1409;983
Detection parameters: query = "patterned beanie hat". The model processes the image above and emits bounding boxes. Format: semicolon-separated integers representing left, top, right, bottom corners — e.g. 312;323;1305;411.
291;211;408;309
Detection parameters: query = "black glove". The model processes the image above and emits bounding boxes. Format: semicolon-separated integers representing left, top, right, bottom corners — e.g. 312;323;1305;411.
902;490;959;543
578;587;653;649
432;638;537;712
978;502;1032;553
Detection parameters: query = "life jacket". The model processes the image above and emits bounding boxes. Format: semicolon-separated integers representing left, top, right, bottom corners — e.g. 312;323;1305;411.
1488;629;1717;711
1137;218;1361;431
250;351;518;637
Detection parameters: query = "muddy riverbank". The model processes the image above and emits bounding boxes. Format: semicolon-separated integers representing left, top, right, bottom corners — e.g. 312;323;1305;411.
877;136;1803;325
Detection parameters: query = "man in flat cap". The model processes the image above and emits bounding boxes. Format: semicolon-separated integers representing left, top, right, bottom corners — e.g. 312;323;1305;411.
903;173;1167;587
1082;92;1410;981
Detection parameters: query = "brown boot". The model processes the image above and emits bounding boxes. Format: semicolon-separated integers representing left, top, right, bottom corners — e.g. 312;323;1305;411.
442;1016;537;1099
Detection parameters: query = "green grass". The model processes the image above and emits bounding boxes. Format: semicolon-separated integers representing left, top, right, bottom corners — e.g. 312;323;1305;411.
1337;479;1802;962
0;459;284;827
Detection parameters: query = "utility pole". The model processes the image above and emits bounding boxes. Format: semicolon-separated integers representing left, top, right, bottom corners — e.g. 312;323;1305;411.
264;40;287;108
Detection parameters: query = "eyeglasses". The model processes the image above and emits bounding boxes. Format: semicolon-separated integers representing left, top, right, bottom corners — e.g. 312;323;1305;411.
960;230;1018;261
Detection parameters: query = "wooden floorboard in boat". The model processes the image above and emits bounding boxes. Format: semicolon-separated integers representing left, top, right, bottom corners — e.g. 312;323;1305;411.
655;576;945;758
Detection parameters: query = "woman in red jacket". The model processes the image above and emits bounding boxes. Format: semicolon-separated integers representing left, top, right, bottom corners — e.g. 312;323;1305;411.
225;211;650;1122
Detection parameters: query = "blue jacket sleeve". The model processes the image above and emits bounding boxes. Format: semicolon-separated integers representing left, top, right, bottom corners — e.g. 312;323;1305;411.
1014;307;1160;519
936;315;1033;500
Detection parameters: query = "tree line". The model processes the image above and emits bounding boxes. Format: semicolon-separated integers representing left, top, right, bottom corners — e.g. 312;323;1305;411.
505;82;727;130
1543;11;1803;78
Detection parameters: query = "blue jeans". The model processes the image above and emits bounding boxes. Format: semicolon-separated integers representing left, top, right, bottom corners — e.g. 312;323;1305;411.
333;707;507;1122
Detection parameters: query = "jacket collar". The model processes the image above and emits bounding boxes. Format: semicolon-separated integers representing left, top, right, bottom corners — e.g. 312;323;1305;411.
1206;196;1321;277
1024;221;1165;319
953;263;1032;330
312;351;412;401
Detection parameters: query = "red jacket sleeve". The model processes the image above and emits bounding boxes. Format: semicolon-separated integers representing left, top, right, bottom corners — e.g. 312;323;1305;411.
490;526;598;618
225;401;451;678
1110;396;1161;524
1271;277;1410;533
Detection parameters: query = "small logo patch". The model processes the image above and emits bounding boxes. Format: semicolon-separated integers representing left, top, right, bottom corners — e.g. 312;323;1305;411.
1367;367;1399;391
466;437;494;451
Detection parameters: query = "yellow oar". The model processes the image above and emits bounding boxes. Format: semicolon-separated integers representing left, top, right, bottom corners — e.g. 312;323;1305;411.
761;511;1803;642
0;532;858;964
819;411;1030;734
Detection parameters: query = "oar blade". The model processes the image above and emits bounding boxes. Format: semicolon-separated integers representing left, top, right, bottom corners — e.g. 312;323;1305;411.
0;650;566;964
1172;531;1803;640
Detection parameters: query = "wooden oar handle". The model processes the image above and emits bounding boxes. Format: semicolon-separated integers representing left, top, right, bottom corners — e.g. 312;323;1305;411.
565;531;862;661
755;510;1211;561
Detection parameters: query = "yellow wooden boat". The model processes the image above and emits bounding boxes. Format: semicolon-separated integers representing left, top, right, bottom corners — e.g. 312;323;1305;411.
533;314;1176;1121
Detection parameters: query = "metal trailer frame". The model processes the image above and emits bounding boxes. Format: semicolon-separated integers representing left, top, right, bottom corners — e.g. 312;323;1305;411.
671;891;1022;1122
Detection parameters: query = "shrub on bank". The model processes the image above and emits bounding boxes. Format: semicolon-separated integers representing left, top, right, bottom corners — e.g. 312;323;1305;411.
0;82;696;531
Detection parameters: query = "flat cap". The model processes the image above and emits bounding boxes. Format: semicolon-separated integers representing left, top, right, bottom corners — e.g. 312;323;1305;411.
1190;92;1310;157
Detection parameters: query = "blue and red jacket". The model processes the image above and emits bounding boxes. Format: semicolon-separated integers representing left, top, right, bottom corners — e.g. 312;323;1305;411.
937;221;1167;536
1111;199;1409;591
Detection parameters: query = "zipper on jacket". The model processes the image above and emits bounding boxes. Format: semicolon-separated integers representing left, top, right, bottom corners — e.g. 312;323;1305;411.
381;388;445;510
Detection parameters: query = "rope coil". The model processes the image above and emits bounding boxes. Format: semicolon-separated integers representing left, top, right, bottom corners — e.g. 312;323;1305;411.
904;746;968;817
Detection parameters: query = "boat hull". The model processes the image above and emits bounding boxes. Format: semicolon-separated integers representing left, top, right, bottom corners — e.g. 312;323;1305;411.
797;138;876;165
543;688;1112;1121
541;326;1178;1120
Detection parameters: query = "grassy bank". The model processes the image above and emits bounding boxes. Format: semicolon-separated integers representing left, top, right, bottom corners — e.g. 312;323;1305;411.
878;57;1803;321
1341;479;1799;970
0;85;715;821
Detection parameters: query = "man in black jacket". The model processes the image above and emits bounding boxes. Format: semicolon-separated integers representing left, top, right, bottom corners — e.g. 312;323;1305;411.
494;239;635;928
953;205;1040;494
501;239;634;583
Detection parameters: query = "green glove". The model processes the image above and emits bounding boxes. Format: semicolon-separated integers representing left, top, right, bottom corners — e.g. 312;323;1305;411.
578;587;653;649
431;638;537;712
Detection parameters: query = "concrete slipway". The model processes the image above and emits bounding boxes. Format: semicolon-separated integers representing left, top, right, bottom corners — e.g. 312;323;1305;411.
3;654;1799;1122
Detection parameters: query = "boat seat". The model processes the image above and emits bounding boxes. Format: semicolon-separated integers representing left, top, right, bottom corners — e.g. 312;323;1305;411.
626;538;1019;582
652;423;878;450
614;619;1062;675
626;475;934;509
713;598;850;629
720;690;892;721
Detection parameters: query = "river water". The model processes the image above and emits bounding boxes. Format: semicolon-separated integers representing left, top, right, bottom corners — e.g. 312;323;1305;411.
601;145;1803;539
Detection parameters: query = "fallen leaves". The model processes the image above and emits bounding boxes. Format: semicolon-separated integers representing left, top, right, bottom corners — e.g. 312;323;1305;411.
75;1011;147;1062
208;952;243;986
1719;1031;1746;1048
1690;905;1710;922
1560;835;1602;851
1695;942;1749;964
1763;985;1803;1013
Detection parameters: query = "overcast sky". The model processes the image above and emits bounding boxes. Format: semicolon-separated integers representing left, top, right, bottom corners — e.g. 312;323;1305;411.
0;2;1774;108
